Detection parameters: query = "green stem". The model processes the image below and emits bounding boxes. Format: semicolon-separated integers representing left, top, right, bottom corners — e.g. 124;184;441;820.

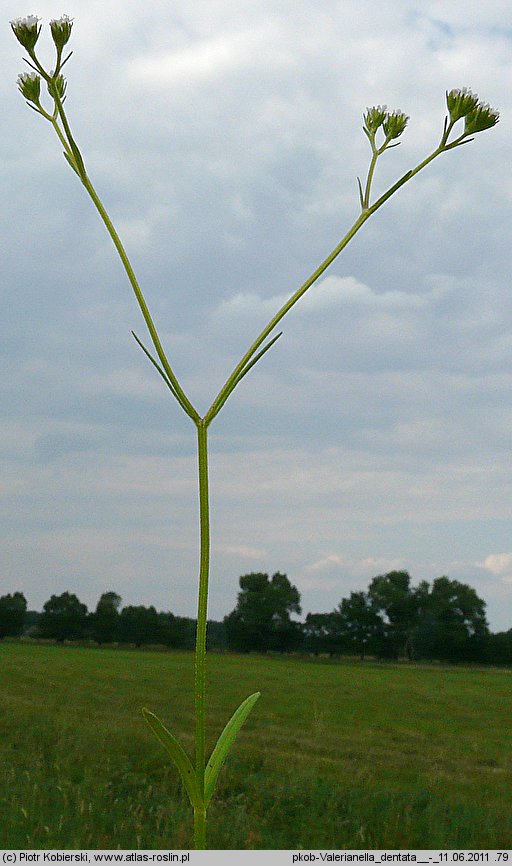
194;420;210;848
363;142;380;209
48;97;199;423
193;806;207;850
368;119;457;212
80;172;199;422
50;115;73;157
52;93;87;178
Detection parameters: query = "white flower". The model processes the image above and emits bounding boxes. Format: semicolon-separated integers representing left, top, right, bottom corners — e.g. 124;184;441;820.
11;14;40;29
17;70;38;84
50;14;73;27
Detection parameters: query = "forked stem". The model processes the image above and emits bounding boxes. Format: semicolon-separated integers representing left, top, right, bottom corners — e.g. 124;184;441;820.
14;39;498;847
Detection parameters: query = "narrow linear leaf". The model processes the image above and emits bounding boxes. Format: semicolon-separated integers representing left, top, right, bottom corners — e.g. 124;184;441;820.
357;176;364;209
445;137;474;150
22;57;42;75
204;691;261;806
66;136;86;179
63;150;80;176
237;331;283;385
131;330;184;405
60;50;73;69
235;331;283;385
131;332;199;422
210;333;283;420
142;708;202;809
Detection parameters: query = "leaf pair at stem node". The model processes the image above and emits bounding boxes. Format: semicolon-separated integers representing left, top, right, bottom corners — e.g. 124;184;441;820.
142;691;261;809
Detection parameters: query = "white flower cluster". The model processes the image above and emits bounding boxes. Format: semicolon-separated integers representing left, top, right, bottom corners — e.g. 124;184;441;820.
50;14;74;50
10;14;40;29
50;14;73;27
17;70;38;85
10;13;41;50
16;69;41;103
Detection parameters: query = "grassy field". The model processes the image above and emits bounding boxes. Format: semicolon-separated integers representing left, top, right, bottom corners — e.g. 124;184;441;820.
0;641;511;849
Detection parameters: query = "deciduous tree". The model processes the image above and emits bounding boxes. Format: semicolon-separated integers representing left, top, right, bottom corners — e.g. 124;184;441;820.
0;592;27;638
91;591;122;644
336;591;382;659
368;571;418;658
224;572;301;652
118;604;161;647
39;591;88;642
414;576;489;662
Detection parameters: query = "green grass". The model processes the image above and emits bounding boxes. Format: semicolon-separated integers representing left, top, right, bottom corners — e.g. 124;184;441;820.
0;641;511;849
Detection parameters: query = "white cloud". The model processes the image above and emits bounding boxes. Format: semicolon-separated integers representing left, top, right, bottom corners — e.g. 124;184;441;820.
303;552;407;591
212;274;443;328
306;553;406;578
298;276;433;312
129;24;288;87
480;553;512;582
216;544;267;560
308;554;346;572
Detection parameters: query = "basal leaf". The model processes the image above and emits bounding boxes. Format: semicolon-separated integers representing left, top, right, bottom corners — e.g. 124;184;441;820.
142;708;202;809
204;691;261;806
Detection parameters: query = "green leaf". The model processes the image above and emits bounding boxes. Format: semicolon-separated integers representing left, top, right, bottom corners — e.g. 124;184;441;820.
236;332;283;386
131;331;181;401
67;136;86;178
131;331;199;422
357;176;364;209
208;333;283;420
142;708;203;809
204;691;261;806
63;150;80;176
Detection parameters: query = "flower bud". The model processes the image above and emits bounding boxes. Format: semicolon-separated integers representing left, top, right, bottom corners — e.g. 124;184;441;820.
47;73;67;100
382;110;409;140
10;15;41;51
446;88;479;123
50;14;73;50
464;101;500;135
17;71;41;103
363;105;388;135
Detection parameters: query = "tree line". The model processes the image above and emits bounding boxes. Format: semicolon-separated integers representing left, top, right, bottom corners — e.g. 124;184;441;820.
1;570;511;665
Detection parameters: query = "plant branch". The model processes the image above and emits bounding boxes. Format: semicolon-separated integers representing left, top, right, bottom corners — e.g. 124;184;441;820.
205;118;465;425
48;99;200;423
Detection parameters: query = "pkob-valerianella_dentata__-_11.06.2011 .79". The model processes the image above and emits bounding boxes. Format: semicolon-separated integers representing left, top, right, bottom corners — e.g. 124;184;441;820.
10;12;499;850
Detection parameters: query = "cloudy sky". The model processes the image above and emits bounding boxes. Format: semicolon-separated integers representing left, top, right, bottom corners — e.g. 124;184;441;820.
2;0;512;631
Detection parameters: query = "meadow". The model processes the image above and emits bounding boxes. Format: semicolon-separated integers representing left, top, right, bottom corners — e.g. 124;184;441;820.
0;641;511;850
